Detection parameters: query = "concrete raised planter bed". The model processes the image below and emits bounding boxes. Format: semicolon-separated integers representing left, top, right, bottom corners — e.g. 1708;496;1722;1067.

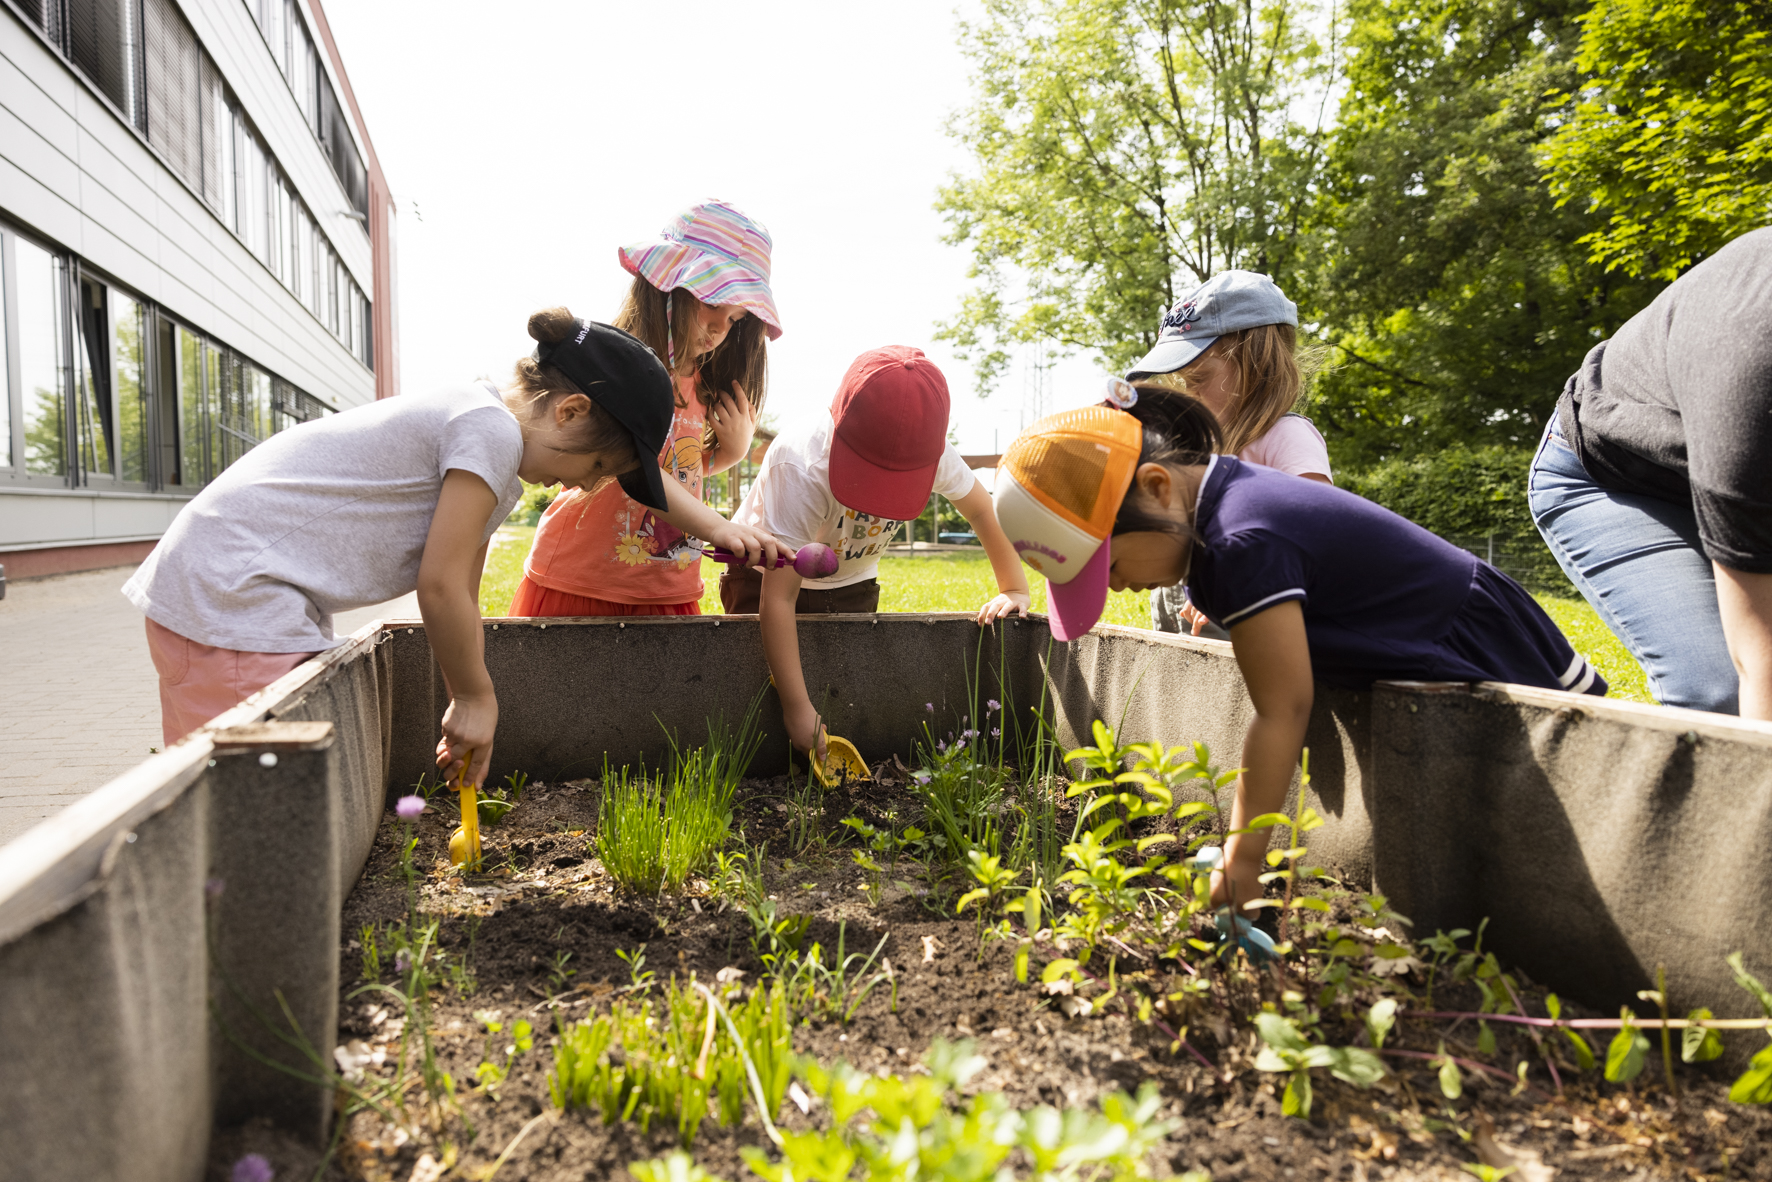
2;613;1768;1179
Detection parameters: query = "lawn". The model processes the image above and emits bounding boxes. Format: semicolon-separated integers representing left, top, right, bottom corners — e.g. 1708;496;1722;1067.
482;529;1650;702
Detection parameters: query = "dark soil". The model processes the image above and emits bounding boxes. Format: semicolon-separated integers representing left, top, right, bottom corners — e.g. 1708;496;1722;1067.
211;775;1771;1182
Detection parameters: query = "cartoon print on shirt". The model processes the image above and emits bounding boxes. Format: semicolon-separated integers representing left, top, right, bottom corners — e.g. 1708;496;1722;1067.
613;410;705;568
839;509;903;562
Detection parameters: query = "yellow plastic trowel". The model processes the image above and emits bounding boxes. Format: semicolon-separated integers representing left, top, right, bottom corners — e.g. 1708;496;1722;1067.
448;748;482;870
811;734;873;789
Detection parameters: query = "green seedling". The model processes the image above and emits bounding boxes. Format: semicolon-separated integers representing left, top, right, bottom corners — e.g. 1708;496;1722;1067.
548;950;577;995
472;1009;533;1095
359;922;383;982
955;848;1021;957
617;945;655;991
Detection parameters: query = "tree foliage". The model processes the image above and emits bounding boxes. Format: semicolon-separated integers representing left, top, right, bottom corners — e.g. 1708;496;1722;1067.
1301;0;1661;467
936;0;1337;392
1540;0;1772;282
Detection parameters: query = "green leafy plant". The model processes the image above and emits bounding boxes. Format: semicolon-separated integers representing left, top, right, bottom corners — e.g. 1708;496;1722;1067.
741;1039;1193;1182
1253;1011;1386;1118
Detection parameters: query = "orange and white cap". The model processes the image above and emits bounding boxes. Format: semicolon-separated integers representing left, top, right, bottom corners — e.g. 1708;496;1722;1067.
994;406;1144;641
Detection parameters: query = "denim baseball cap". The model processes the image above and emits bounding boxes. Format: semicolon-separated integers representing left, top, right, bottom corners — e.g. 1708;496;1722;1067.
1126;270;1298;379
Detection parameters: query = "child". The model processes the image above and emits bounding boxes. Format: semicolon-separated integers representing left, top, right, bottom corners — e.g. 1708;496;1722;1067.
124;309;677;787
730;346;1032;759
993;386;1605;917
513;200;780;617
1126;270;1333;637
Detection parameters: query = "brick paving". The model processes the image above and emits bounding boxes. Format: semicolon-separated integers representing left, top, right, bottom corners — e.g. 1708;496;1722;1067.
0;564;415;852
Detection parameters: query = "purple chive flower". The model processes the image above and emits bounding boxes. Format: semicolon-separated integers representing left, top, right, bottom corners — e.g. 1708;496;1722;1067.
394;949;412;973
992;728;1001;739
987;699;1001;713
204;877;226;900
925;702;934;713
231;1154;274;1182
913;771;932;785
395;795;425;821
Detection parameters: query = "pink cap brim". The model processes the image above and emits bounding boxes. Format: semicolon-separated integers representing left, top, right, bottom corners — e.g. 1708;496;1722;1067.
1045;539;1111;641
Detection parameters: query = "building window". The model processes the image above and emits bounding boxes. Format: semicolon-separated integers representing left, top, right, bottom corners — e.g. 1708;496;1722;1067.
65;0;147;132
2;223;330;493
245;0;368;220
19;0;374;373
16;236;68;477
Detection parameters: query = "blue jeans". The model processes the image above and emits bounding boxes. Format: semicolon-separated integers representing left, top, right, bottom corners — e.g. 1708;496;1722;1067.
1528;418;1738;713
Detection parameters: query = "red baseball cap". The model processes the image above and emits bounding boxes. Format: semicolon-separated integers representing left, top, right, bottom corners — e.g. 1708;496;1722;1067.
828;346;951;520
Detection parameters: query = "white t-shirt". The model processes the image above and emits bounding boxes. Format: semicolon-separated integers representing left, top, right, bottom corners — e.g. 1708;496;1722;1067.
735;412;977;589
124;383;525;652
1239;414;1333;480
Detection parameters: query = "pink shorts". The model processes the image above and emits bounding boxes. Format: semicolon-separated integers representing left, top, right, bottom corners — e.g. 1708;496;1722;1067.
144;618;318;747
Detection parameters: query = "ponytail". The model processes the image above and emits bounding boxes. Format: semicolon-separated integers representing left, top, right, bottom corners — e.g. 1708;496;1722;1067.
1110;384;1221;539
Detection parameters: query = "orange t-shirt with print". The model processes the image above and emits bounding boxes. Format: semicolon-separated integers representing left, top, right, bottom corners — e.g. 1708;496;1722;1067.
523;376;707;606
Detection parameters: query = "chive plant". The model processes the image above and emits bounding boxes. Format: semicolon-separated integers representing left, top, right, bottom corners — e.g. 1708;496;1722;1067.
597;691;767;895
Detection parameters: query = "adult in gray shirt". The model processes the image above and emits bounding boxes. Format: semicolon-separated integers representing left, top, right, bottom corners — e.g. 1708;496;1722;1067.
1529;227;1772;717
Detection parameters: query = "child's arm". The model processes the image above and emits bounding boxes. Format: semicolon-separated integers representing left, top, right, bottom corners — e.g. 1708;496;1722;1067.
421;469;500;789
759;564;827;761
1218;600;1314;915
705;382;757;475
950;478;1033;624
658;476;782;567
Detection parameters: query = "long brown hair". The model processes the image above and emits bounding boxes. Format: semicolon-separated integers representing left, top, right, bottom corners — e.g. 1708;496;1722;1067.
1141;324;1324;455
611;276;769;446
504;306;641;462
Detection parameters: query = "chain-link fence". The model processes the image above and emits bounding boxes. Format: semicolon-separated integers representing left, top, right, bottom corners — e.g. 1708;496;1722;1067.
1441;530;1572;595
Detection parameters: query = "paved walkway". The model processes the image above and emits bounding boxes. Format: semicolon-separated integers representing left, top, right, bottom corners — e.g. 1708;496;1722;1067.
0;564;416;851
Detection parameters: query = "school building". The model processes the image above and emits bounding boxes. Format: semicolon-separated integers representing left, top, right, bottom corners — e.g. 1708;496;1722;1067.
0;0;396;584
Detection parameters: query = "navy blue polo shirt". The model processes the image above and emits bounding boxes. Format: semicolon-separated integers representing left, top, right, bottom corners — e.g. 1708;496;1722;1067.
1184;458;1603;695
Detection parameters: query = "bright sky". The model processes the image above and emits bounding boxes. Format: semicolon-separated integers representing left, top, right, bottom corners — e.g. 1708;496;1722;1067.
323;0;1102;458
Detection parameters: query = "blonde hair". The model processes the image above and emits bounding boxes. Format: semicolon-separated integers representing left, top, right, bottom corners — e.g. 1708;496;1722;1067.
1140;324;1325;456
611;276;769;450
504;306;640;462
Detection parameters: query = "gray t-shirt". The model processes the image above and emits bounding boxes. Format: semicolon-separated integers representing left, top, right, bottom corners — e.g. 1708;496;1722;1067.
125;383;524;652
1559;227;1772;571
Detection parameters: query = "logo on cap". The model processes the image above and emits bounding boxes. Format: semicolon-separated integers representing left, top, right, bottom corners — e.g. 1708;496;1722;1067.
1161;299;1201;335
1014;540;1067;569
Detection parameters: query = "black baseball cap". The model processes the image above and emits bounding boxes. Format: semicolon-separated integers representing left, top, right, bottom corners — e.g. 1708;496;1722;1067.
534;319;674;511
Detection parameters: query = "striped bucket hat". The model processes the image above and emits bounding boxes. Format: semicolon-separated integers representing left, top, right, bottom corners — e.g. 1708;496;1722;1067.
618;201;783;346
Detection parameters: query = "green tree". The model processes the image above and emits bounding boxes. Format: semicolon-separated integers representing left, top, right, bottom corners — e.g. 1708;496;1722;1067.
1540;0;1772;282
1303;0;1662;467
937;0;1337;394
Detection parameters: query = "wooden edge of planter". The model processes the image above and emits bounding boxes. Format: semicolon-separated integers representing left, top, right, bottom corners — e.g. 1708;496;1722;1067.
211;721;335;752
0;736;215;943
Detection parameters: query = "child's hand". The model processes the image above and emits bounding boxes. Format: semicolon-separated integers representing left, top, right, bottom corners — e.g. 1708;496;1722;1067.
1209;851;1266;918
707;519;784;570
976;589;1031;625
436;692;497;789
709;382;758;460
1180;600;1212;636
785;699;828;763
